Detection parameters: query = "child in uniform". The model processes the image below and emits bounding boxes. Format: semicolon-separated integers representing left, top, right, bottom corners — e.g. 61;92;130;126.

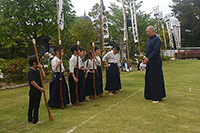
48;46;69;108
28;55;45;124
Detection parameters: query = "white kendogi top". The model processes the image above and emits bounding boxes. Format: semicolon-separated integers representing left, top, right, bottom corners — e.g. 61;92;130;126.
85;59;97;70
102;50;121;67
95;56;101;67
69;55;83;73
51;56;65;73
79;57;85;68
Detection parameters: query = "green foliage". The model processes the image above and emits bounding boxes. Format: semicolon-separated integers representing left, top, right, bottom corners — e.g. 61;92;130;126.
0;58;6;65
0;58;28;83
69;18;96;50
0;0;75;59
171;0;200;47
162;56;171;61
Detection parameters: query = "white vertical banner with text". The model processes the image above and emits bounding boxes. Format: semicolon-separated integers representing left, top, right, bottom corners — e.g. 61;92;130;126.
101;0;109;38
130;1;139;43
58;0;64;30
122;0;128;42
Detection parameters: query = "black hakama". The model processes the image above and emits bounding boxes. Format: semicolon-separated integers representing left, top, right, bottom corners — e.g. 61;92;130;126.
48;73;69;108
105;63;121;91
145;59;166;101
68;68;86;104
85;71;94;96
95;66;103;95
78;69;86;102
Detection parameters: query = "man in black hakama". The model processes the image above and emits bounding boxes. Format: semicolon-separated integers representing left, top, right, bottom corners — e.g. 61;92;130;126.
143;26;166;103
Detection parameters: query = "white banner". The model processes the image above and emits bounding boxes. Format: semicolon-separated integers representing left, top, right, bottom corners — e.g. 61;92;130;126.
166;21;174;48
101;0;109;38
153;6;159;18
58;0;64;30
173;21;181;48
122;0;127;42
130;1;139;43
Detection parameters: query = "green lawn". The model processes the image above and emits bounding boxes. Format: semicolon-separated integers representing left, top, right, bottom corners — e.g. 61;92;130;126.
0;60;200;133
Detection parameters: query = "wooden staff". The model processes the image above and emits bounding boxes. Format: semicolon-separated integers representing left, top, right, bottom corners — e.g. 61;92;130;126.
75;41;80;106
56;0;64;109
32;39;53;121
92;42;97;99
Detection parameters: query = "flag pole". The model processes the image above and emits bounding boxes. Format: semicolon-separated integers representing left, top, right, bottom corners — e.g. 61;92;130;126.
122;0;130;60
100;0;105;54
56;0;64;109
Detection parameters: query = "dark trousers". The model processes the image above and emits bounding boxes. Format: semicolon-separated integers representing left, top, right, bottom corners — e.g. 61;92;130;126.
28;94;41;124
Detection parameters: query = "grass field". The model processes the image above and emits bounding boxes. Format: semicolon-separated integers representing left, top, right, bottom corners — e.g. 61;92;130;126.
0;60;200;133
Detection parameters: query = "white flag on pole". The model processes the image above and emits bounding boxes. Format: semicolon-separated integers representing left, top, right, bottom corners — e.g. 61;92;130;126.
130;1;139;43
173;21;181;48
58;0;64;30
122;0;127;42
166;21;174;48
101;0;109;38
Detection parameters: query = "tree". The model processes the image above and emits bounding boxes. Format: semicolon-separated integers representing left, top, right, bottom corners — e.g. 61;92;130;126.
0;0;75;59
171;0;200;47
68;17;96;50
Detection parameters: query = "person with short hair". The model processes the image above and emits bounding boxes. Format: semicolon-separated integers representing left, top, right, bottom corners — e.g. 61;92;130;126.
102;46;122;95
48;46;69;108
68;44;80;104
143;26;166;103
78;47;88;102
28;55;45;124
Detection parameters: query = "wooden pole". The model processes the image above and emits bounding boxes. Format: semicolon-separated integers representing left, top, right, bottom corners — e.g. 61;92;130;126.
100;0;105;53
56;0;64;109
32;39;53;121
75;41;80;106
92;42;97;99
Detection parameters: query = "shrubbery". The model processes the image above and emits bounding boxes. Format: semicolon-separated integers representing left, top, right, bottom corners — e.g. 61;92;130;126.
162;56;171;61
0;58;28;83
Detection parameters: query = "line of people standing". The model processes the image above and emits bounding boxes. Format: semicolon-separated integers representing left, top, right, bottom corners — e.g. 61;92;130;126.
47;45;122;107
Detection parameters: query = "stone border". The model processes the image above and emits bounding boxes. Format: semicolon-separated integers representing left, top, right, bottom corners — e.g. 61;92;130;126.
0;80;50;91
0;83;28;90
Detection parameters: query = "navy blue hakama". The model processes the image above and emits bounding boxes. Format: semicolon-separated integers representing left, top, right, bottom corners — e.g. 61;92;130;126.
48;73;69;108
68;68;86;104
95;66;103;95
105;63;121;91
85;71;94;96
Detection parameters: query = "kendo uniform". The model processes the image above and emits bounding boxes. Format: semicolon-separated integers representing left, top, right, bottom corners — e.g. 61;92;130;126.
85;59;97;97
78;56;86;102
28;68;42;124
95;56;103;95
68;55;86;104
48;56;69;108
102;50;121;92
145;35;166;101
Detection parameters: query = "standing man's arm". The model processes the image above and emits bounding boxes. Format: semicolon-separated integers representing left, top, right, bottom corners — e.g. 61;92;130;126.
144;39;161;64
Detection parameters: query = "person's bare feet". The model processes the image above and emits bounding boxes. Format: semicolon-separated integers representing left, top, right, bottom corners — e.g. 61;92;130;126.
152;101;159;103
108;92;113;96
36;121;44;124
